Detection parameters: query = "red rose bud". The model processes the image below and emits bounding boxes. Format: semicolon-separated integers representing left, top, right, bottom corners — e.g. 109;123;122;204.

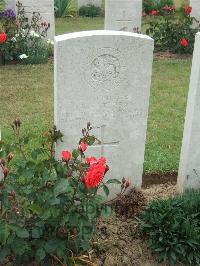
9;190;16;198
125;181;130;189
122;177;126;184
180;38;188;47
61;150;71;162
105;165;109;174
163;5;170;11
151;10;158;16
184;6;192;14
3;167;9;178
78;142;87;152
7;153;14;162
0;32;7;44
0;158;5;166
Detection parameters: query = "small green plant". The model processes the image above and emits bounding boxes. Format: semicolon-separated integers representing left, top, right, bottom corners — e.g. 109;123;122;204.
79;4;102;17
0;120;122;265
54;0;72;18
146;5;199;54
139;190;200;265
143;0;174;15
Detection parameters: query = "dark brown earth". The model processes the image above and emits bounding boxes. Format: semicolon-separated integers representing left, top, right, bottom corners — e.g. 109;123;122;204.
154;51;192;60
90;174;179;266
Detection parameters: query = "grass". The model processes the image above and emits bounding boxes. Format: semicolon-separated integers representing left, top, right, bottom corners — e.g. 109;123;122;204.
56;17;103;35
0;57;192;174
145;59;191;173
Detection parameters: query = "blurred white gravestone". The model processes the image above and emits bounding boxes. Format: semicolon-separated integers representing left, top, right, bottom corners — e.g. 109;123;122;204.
105;0;142;32
177;33;200;192
54;31;154;197
190;0;200;23
78;0;102;8
5;0;55;39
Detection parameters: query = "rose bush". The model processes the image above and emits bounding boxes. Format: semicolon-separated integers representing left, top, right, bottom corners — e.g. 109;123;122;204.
143;0;174;15
146;5;199;54
0;120;124;265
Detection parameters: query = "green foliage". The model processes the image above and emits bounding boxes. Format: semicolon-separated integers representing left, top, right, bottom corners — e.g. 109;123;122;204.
0;120;120;265
139;190;200;265
146;8;199;54
54;0;72;18
0;0;5;12
79;4;102;17
143;0;174;14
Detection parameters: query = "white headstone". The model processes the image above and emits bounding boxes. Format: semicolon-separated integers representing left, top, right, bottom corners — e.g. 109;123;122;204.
54;31;153;197
190;0;200;23
177;32;200;192
5;0;55;39
105;0;142;32
78;0;102;8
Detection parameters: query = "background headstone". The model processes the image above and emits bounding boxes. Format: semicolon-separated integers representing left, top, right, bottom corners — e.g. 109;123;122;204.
5;0;55;39
177;32;200;192
54;30;153;197
78;0;102;8
190;0;200;23
105;0;142;32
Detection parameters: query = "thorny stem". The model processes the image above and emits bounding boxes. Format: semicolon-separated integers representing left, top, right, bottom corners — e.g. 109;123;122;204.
104;189;128;205
51;255;68;266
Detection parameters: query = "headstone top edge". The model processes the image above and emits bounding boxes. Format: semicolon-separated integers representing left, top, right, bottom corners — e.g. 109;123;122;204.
54;30;153;43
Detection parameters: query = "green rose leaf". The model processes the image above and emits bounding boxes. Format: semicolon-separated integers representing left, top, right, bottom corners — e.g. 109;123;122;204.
101;205;112;218
16;228;29;239
106;179;121;184
36;248;46;262
54;178;73;197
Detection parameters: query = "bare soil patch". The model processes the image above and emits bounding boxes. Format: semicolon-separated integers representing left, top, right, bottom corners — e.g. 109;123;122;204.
154;51;192;60
91;179;178;266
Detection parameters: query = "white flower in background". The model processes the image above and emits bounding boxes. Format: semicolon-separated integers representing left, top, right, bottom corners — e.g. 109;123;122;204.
15;33;19;38
11;37;16;42
30;30;40;38
19;54;28;60
47;39;54;45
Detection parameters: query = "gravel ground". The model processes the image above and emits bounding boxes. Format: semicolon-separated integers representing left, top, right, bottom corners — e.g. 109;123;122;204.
91;182;179;266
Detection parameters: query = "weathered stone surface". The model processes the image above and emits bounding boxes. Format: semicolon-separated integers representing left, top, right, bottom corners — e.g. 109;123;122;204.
177;32;200;192
5;0;55;39
190;0;200;23
105;0;142;32
54;30;153;197
78;0;102;8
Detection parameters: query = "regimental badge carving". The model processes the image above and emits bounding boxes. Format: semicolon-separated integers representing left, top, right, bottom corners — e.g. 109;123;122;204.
91;54;120;82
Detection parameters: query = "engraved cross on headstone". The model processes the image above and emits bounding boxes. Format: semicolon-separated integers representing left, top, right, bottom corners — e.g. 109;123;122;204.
116;10;132;31
92;125;119;157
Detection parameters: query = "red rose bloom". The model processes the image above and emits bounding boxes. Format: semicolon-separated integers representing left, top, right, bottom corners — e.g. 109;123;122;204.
86;156;106;166
184;6;192;15
78;142;87;152
61;150;71;162
84;156;107;189
151;10;158;16
84;163;106;189
180;38;188;47
0;32;7;44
